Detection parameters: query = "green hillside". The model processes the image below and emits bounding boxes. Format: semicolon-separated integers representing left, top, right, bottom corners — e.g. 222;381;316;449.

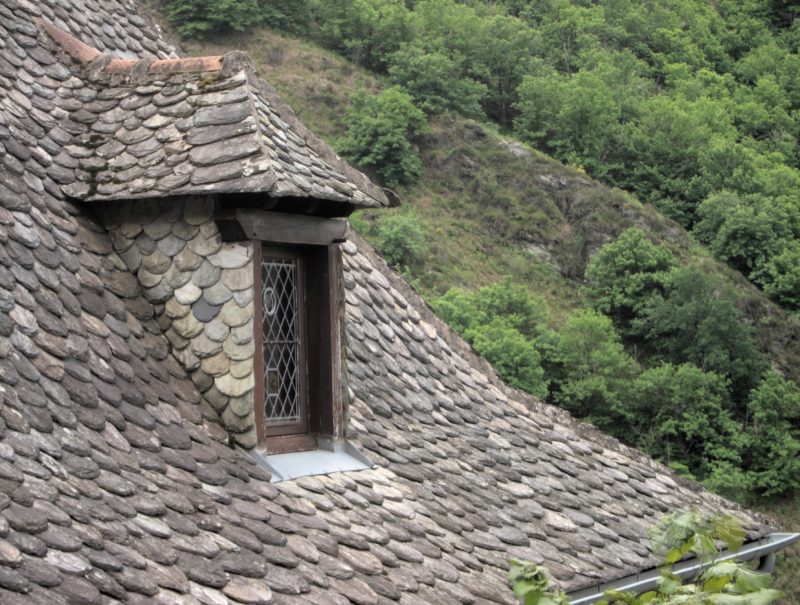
186;26;800;379
151;4;800;598
164;0;800;315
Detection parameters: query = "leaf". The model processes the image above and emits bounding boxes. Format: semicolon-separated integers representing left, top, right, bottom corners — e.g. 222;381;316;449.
666;547;683;564
602;589;639;604
513;579;547;598
703;575;731;592
693;534;718;560
707;589;783;605
746;590;784;605
714;514;745;552
508;559;556;604
734;567;772;592
706;594;747;605
522;592;546;605
657;574;682;595
703;560;739;578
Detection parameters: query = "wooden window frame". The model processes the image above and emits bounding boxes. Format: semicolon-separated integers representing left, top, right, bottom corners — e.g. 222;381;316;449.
255;246;309;442
232;211;346;455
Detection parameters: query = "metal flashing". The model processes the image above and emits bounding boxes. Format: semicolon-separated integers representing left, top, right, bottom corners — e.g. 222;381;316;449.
248;439;373;482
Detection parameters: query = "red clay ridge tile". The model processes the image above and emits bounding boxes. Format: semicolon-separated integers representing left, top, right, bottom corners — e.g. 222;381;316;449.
148;56;223;74
105;59;139;73
104;56;223;74
33;17;101;63
34;18;222;75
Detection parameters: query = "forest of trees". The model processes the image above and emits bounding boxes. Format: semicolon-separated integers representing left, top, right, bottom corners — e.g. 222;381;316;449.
165;0;800;313
163;0;800;501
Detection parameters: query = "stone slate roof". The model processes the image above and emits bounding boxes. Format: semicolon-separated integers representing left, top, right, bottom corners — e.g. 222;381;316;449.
0;1;773;604
38;19;388;210
339;235;773;595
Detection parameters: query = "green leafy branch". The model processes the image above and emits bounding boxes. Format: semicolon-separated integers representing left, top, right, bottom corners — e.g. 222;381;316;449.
508;559;569;605
508;511;782;605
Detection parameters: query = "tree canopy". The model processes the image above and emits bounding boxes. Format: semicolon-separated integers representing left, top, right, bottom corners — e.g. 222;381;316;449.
229;0;800;311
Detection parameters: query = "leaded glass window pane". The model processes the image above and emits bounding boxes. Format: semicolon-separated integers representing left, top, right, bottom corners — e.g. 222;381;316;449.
261;256;301;425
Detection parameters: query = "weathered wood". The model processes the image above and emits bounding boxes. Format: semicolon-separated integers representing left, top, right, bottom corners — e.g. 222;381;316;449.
254;241;344;451
329;245;345;439
306;245;340;438
266;433;317;455
217;208;348;245
254;244;265;444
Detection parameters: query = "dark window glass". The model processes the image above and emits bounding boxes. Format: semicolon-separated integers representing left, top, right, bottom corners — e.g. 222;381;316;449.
259;248;307;437
261;257;300;424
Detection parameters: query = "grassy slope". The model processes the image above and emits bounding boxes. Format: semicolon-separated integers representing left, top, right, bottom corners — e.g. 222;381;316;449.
182;26;800;598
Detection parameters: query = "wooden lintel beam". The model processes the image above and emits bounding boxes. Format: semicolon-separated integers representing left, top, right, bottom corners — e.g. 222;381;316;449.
216;208;348;245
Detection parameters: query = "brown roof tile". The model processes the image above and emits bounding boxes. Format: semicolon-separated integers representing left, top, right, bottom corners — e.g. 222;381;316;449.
0;1;777;604
34;20;224;76
33;18;388;210
33;17;102;63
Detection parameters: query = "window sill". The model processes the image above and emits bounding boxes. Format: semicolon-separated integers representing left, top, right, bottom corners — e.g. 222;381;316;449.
248;439;373;483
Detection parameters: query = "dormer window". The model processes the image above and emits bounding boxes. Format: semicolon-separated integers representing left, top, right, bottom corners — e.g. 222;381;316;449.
218;209;348;455
259;248;306;436
41;17;387;476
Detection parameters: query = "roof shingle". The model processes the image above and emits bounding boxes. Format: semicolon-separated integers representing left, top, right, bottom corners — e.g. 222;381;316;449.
0;0;776;603
35;19;388;210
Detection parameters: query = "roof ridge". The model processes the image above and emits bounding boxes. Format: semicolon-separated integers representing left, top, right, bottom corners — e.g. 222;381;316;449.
34;17;224;75
238;64;281;187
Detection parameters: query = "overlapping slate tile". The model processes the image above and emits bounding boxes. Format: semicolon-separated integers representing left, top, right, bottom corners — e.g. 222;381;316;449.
32;20;386;210
338;232;774;594
0;1;778;605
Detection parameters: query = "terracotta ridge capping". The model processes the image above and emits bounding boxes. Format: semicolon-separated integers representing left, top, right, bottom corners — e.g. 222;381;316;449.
33;17;101;63
33;17;223;74
105;56;223;74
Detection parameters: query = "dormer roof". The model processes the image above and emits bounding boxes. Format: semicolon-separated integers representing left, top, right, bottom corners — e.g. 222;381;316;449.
36;19;388;211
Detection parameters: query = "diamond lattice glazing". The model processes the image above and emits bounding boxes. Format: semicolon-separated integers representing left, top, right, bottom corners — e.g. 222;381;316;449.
261;257;300;424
